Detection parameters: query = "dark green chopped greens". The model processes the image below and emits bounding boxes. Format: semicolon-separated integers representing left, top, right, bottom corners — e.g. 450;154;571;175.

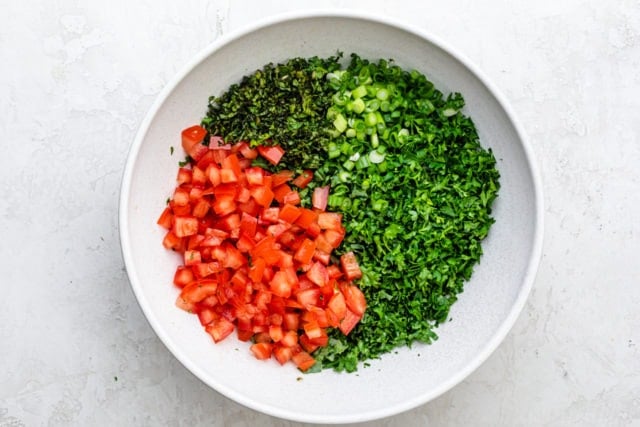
201;53;500;373
203;55;343;170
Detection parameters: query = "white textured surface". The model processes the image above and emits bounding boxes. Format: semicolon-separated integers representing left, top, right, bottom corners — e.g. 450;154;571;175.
1;1;638;426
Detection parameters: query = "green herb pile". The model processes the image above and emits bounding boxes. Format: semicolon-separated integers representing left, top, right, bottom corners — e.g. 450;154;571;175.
202;53;500;373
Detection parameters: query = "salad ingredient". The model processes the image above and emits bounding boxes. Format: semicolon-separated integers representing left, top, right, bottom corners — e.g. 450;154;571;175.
158;132;366;371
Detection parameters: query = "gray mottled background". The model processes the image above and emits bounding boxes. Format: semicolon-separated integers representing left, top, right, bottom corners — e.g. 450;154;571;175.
1;1;639;425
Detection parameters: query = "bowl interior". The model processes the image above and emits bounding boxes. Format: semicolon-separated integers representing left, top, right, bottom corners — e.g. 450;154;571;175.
120;14;541;424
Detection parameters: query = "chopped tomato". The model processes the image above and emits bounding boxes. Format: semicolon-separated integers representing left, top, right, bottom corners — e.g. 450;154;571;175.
157;207;173;229
159;128;368;371
340;251;363;280
205;318;235;343
181;125;208;161
292;170;313;188
340;283;367;316
292;351;315;372
257;145;285;165
250;342;273;360
339;308;361;336
173;266;194;288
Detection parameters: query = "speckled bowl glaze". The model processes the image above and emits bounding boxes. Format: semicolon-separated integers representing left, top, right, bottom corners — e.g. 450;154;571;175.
119;11;543;424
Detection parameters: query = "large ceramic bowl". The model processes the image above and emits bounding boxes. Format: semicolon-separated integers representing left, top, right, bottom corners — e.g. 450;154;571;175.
119;11;543;424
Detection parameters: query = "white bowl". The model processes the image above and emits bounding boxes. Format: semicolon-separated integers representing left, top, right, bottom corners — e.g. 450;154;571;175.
119;11;543;424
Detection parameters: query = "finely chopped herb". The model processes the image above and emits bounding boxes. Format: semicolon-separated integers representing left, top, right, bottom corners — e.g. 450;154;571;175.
201;53;500;372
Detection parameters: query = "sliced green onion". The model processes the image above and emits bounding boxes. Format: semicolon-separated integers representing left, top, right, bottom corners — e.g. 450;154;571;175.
376;88;389;101
365;112;378;127
368;150;385;164
352;85;368;99
333;114;348;133
351;98;365;114
370;132;379;149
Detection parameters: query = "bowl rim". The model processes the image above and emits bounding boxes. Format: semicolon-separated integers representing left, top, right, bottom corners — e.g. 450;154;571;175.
119;9;544;424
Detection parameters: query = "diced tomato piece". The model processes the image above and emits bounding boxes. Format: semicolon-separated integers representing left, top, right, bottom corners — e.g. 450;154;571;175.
244;167;264;186
197;308;217;326
273;184;292;204
249;257;266;283
327;292;347;320
196;150;217;170
191;166;207;186
292;170;313;188
339;308;361;336
324;229;345;249
295;208;318;229
340;284;367;316
206;163;221;186
293;238;316;265
306;222;322;239
317;212;342;230
308;327;329;346
292;351;316;372
220;168;238;183
172;187;190;206
269;325;284;342
296;288;320;308
187;234;205;250
270;271;293;298
191;199;210;218
250;342;273;360
222;245;246;269
213;183;237;197
273;345;294;365
205;318;235;343
176;167;192;185
257;145;285;165
280;330;298;347
233;141;258;159
250;236;280;265
271;170;294;187
237;199;261;216
282;191;301;206
251;186;274;208
173;266;194;288
200;228;227;247
236;186;251;203
157;206;173;229
178;280;218;305
279;203;301;224
162;230;184;251
236;233;255;253
261;207;280;224
212;195;236;216
306;262;329;287
282;312;299;331
340;251;363;280
184;249;201;266
181;125;208;161
326;265;343;279
312;186;329;211
299;333;320;353
314;233;333;254
222;153;242;178
193;261;222;279
211;146;231;165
